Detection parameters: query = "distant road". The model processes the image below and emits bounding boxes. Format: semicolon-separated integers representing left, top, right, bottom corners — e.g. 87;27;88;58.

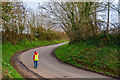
19;43;110;78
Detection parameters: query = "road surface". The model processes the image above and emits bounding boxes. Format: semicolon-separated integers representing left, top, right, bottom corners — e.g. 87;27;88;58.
19;43;110;78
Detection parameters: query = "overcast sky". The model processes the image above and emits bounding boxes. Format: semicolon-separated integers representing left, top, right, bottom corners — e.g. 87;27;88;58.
23;0;119;11
22;0;119;2
23;0;119;28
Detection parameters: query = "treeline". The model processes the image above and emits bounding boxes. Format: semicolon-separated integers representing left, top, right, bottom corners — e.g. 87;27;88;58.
1;2;68;45
1;2;120;45
40;2;119;45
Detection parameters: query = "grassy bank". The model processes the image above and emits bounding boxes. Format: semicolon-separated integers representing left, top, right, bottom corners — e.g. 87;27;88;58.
55;41;120;77
2;40;67;78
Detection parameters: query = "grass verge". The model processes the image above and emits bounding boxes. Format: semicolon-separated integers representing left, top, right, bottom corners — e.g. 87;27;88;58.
2;40;67;78
55;41;120;77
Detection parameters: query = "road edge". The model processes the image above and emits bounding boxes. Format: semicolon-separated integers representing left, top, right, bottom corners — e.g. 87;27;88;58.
10;48;47;80
52;46;119;79
10;42;66;79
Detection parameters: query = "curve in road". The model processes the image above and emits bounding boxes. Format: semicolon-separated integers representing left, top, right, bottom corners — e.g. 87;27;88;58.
19;43;110;78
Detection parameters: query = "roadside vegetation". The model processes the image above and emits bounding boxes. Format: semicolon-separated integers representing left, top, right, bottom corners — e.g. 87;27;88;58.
55;33;120;77
2;40;67;78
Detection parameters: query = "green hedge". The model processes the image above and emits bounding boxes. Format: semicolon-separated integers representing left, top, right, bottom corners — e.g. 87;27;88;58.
55;41;120;77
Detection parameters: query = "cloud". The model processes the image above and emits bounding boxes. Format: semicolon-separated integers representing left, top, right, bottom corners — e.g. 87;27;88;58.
22;0;119;2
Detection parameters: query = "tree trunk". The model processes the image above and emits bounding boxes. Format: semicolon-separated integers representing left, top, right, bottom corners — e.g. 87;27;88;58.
107;1;110;34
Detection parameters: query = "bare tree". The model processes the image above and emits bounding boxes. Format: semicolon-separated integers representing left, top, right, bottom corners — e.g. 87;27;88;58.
107;1;110;34
39;2;101;42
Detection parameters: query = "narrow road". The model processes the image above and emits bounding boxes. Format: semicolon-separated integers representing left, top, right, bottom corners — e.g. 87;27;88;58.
19;43;110;78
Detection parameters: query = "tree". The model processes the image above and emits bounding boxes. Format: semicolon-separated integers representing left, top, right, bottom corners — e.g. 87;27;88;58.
107;1;110;34
39;2;101;43
2;2;27;43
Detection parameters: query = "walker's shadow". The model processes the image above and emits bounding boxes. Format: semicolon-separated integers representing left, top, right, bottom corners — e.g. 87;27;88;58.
27;66;35;68
28;65;40;69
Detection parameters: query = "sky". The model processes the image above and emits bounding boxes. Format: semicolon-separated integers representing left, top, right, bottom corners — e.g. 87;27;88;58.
23;2;39;12
23;0;119;11
23;0;119;29
22;0;119;2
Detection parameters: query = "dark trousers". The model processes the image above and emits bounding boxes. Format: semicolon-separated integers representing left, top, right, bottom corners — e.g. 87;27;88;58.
34;61;38;68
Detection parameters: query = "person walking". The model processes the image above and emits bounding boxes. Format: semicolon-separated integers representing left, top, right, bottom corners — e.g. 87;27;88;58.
33;50;39;68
